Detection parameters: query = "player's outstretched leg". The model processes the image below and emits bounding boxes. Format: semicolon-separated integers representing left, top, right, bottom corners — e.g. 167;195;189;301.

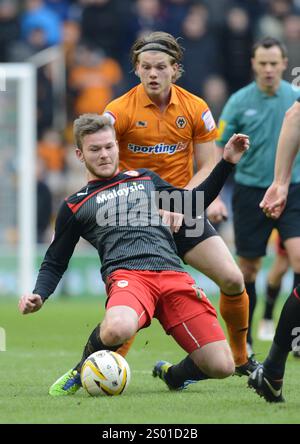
49;323;135;396
248;365;284;403
220;289;259;376
49;369;81;397
183;237;259;374
152;358;205;391
248;285;300;402
234;354;259;376
152;312;235;390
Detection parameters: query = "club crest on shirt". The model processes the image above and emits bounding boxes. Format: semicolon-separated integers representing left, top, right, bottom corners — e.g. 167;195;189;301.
124;170;140;177
176;116;187;129
117;280;128;288
136;120;148;127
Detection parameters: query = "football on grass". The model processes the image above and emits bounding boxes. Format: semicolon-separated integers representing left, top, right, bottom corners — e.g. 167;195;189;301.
81;350;131;396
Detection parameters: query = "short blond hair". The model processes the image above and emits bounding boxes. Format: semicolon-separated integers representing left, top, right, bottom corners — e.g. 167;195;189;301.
73;113;116;151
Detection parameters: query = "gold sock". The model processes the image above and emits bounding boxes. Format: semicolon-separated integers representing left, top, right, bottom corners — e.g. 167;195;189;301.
116;335;136;357
220;289;249;366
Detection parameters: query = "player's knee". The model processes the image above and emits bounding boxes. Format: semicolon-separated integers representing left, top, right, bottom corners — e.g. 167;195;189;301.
239;259;260;283
196;348;235;379
206;357;235;379
220;268;244;294
101;317;136;346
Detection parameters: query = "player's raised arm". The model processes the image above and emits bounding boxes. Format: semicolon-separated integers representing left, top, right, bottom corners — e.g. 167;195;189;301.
223;133;250;164
190;141;229;225
260;99;300;218
191;133;249;210
156;134;247;231
152;133;249;214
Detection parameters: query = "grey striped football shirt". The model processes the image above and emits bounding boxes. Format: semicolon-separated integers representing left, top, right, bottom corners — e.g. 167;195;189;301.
34;162;234;300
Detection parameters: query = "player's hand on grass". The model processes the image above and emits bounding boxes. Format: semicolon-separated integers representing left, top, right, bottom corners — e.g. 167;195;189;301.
207;197;228;224
259;182;289;219
159;209;184;233
18;294;43;314
223;133;250;164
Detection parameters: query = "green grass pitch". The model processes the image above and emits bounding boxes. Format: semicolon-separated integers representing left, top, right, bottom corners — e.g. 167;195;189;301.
0;296;299;424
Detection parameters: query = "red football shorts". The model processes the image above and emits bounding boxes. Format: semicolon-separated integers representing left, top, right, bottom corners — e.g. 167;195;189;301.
105;269;225;353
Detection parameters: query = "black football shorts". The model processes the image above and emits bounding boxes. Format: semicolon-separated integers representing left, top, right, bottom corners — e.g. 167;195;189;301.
232;182;300;258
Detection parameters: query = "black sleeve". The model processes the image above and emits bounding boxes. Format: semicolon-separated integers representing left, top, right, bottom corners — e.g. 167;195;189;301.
149;159;234;216
191;158;234;210
33;201;81;301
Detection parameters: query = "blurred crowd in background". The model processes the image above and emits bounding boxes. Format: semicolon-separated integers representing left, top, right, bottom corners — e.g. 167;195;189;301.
1;0;300;243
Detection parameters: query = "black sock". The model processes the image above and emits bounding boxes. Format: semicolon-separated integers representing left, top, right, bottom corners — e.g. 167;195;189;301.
263;283;281;320
293;273;300;289
73;323;122;373
273;287;300;351
165;356;209;388
263;342;288;380
245;282;256;345
264;286;300;379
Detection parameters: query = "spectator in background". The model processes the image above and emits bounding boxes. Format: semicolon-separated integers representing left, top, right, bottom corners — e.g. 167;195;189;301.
21;0;62;47
132;0;165;36
37;65;54;137
79;0;127;63
62;20;81;120
163;0;192;36
36;157;53;243
45;0;72;22
9;25;49;61
62;20;80;68
8;24;54;136
0;0;19;62
220;6;253;93
269;0;295;18
282;14;300;83
38;128;66;173
38;128;67;209
1;156;53;245
68;44;123;116
126;0;166;40
255;0;294;40
202;0;234;27
123;0;166;87
234;0;266;26
178;3;219;96
202;75;228;122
